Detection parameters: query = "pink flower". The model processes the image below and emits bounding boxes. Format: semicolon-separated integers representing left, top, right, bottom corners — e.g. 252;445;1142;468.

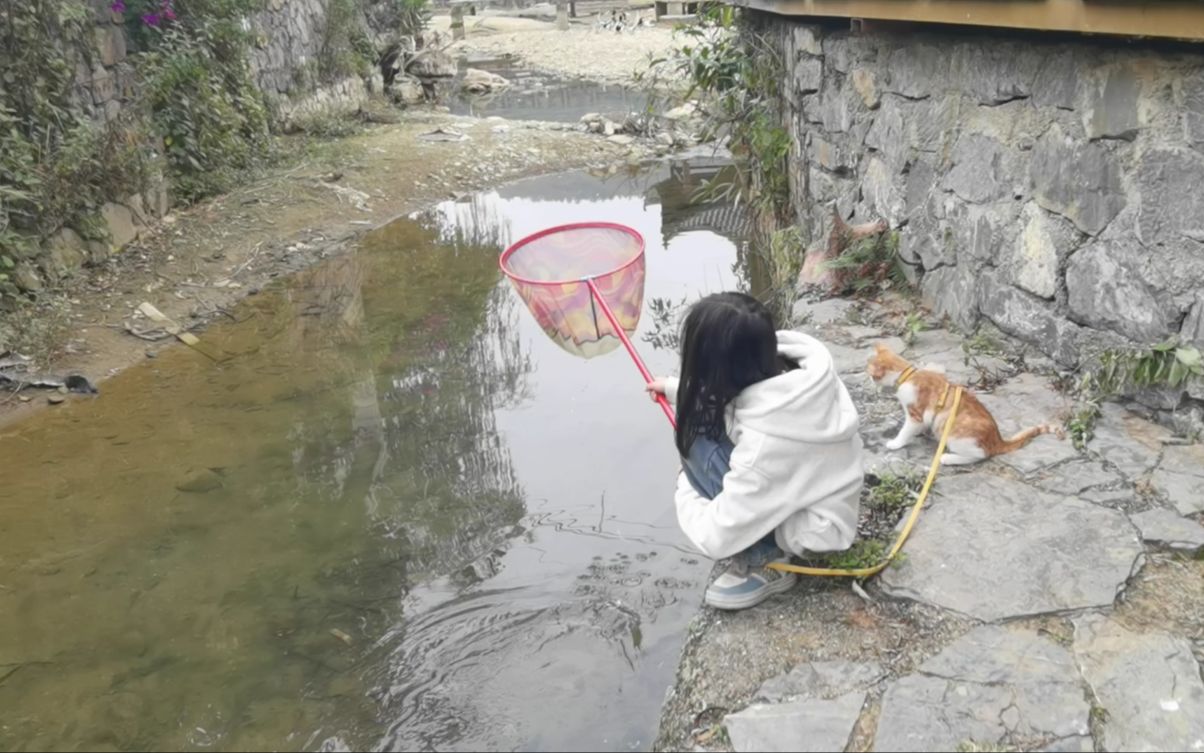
110;0;126;12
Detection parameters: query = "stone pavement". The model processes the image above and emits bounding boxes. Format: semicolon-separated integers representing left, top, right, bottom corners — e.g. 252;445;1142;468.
654;298;1204;753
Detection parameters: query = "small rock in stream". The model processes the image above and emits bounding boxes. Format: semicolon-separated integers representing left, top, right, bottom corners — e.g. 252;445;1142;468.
175;469;224;494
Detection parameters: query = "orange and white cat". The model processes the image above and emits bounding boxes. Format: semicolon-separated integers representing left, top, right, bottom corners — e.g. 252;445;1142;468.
867;343;1063;465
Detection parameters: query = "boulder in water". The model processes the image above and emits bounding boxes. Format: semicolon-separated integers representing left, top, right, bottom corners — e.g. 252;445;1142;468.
389;75;426;105
405;50;457;80
461;68;510;94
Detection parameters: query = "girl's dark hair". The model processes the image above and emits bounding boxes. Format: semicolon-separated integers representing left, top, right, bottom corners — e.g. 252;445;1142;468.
674;292;778;456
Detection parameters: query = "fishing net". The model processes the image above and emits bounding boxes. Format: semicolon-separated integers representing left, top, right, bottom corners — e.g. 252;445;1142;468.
499;223;647;359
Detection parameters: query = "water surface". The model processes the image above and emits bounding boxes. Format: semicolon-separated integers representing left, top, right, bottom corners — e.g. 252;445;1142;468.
0;160;749;751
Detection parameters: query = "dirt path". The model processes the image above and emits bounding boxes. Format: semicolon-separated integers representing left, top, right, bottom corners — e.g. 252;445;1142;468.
0;110;652;427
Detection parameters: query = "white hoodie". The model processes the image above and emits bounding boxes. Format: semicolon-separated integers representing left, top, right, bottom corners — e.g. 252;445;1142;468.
664;330;863;560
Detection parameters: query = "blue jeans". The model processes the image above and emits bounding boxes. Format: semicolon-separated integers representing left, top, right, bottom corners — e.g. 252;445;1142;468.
682;435;779;564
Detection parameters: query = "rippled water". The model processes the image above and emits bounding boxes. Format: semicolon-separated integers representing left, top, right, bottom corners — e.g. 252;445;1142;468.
0;159;751;751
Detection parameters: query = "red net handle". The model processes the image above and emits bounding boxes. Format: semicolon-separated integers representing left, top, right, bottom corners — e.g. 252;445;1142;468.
585;277;676;429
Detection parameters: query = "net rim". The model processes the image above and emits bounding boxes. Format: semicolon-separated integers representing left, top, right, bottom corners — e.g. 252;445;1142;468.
498;222;646;287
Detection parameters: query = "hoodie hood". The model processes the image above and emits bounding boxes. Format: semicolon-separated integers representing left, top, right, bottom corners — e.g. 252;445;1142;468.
732;330;860;442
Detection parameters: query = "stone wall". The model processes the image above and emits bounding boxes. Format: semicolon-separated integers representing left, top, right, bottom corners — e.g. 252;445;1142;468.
250;0;332;96
10;0;392;297
73;0;138;123
8;0;172;297
760;15;1204;377
249;0;397;127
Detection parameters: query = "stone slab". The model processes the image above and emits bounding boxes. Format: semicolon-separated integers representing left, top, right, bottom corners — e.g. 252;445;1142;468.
724;691;866;753
755;660;884;703
1031;459;1124;497
976;373;1077;474
1150;443;1204;516
876;626;1090;752
1073;614;1204;753
1088;403;1170;478
1130;507;1204;551
879;474;1142;621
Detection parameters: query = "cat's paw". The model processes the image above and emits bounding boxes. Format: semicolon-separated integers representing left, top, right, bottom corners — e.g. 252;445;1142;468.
884;437;907;451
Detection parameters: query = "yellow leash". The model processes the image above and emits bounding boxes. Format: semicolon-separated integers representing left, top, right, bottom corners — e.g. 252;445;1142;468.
766;386;963;579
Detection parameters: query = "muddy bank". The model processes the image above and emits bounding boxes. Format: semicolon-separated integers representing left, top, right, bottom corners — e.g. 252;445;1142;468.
0;110;657;427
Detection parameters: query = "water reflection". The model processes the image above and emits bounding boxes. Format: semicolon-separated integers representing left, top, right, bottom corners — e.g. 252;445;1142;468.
448;60;649;123
0;159;750;752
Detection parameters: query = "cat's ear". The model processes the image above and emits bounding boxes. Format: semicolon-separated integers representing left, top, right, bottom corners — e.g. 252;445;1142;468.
873;342;890;354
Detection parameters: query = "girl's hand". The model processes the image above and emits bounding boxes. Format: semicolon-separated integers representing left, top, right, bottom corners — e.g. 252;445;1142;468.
645;378;667;403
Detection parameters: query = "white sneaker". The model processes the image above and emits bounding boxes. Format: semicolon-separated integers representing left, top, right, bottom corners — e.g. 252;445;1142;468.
704;557;797;611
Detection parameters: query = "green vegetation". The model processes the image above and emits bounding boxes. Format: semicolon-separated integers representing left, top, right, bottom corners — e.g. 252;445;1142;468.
819;539;887;571
128;0;273;201
962;329;1004;357
644;6;791;228
1094;340;1203;395
1069;338;1203;449
821;229;907;295
867;470;920;514
1;0;432;305
0;0;151;299
319;0;376;81
902;311;925;348
755;226;806;326
642;295;689;352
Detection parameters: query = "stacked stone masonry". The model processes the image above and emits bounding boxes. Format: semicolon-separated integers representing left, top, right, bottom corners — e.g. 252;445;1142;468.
15;0;384;293
763;16;1204;379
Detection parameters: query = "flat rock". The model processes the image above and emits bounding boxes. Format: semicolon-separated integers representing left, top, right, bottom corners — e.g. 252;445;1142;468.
1088;402;1169;478
826;341;872;376
1031;459;1124;497
1129;507;1204;551
175;469;224;493
793;298;856;326
1079;486;1136;507
861;446;930;478
976;373;1077;474
875;626;1090;752
898;328;987;384
1073;614;1204;752
879;473;1142;621
724;692;866;753
842;324;886;343
1150;443;1204;516
755;660;884;703
900;328;964;365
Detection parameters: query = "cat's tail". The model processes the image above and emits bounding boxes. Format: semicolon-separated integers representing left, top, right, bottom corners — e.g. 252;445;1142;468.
996;423;1066;454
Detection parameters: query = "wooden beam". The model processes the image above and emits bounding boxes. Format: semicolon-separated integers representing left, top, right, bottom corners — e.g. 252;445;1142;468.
727;0;1204;42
